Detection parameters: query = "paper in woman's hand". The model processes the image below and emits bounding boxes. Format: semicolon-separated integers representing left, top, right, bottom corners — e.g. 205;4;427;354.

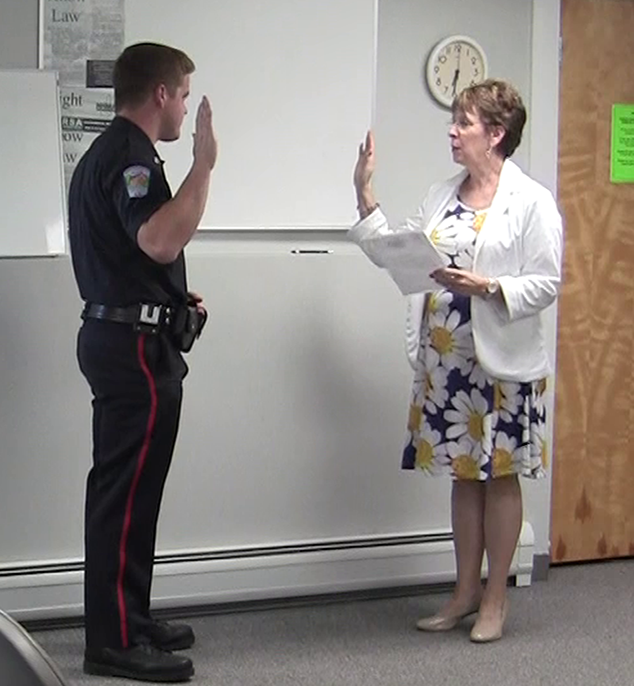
356;230;446;295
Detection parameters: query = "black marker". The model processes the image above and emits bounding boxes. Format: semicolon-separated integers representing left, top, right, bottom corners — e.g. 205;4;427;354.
290;249;333;254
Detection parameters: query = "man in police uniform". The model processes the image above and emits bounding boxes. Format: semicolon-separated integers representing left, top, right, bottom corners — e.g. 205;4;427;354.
68;43;217;682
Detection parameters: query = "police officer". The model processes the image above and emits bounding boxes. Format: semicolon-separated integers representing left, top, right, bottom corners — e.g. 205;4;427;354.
68;43;217;682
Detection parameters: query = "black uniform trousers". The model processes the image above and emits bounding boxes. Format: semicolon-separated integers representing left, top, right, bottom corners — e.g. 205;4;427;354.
77;318;188;650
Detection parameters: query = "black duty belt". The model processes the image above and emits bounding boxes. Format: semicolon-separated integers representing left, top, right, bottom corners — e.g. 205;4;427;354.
81;302;208;352
82;302;173;335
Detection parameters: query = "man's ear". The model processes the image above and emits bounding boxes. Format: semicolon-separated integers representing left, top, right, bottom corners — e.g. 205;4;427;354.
154;83;168;108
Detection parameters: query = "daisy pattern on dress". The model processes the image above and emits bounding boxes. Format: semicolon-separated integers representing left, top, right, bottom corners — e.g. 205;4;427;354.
472;211;487;234
491;432;522;478
407;403;422;433
415;424;447;474
427;309;472;373
531;419;548;470
495;382;523;423
533;378;548;417
446;439;488;480
429;219;461;255
468;363;488;390
427;290;452;315
453;244;475;271
400;199;546;482
423;365;449;414
444;388;489;445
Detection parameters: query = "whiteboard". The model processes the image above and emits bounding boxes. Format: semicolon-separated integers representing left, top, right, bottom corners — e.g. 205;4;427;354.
0;70;65;256
125;0;377;230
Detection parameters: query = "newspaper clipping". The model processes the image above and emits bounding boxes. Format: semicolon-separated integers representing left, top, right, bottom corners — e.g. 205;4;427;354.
42;0;123;188
59;86;115;193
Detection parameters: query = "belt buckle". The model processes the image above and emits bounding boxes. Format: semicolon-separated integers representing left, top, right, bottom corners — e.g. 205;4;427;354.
134;303;164;334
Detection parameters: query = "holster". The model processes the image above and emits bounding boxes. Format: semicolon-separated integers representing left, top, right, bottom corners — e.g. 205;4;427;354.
170;305;208;353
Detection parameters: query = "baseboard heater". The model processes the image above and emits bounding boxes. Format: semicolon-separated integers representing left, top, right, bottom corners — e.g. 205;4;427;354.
0;524;534;622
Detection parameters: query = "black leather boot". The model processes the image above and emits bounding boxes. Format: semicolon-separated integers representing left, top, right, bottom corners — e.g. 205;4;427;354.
84;643;194;682
145;620;195;651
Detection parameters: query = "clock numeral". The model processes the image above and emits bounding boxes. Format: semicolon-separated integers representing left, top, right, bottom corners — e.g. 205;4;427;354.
436;77;442;86
454;44;462;53
474;68;479;77
439;55;447;64
471;57;477;65
470;80;477;86
434;65;440;74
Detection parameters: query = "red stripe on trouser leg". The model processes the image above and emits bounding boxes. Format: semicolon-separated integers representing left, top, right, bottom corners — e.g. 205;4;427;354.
116;334;158;648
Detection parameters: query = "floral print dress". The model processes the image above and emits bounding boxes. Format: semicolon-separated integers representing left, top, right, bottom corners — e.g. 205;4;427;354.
401;200;548;480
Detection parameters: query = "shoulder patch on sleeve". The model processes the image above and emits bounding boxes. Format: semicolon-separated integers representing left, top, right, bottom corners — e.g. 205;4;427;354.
123;165;151;198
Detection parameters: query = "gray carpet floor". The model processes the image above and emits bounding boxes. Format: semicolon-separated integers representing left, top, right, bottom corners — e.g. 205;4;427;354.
30;559;634;685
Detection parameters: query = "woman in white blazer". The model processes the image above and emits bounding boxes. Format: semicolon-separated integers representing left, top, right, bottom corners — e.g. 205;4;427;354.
351;80;563;643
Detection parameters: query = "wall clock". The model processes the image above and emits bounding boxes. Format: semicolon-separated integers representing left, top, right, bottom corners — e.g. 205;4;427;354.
426;35;488;108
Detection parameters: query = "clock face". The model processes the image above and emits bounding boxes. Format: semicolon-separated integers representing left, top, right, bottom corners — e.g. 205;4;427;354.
426;36;488;108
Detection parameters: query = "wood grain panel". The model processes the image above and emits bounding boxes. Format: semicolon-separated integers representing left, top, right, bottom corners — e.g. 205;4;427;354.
552;0;634;563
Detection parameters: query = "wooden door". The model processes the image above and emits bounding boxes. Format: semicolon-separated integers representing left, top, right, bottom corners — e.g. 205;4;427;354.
552;0;634;563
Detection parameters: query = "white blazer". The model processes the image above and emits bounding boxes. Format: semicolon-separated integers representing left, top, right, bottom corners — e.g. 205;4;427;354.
349;160;564;382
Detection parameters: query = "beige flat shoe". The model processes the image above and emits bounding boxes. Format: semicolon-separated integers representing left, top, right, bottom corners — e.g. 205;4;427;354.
469;601;508;643
416;604;480;632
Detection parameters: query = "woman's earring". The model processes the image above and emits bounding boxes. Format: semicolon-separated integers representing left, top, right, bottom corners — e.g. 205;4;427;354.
485;145;492;159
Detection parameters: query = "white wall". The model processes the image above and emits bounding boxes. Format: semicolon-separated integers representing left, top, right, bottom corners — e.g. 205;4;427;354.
0;0;560;616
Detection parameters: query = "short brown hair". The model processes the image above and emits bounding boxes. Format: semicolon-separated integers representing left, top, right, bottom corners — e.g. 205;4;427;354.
113;42;195;111
453;79;527;158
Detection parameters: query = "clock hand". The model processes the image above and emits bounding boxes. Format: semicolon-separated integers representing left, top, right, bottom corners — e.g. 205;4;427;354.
452;68;460;96
454;47;463;95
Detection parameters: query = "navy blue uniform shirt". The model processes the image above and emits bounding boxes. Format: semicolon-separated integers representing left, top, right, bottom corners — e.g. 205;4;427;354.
68;116;188;307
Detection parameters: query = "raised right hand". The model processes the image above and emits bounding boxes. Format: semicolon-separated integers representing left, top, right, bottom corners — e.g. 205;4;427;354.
353;130;375;191
193;96;218;171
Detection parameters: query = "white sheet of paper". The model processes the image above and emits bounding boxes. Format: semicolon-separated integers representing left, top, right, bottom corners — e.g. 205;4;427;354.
359;231;447;295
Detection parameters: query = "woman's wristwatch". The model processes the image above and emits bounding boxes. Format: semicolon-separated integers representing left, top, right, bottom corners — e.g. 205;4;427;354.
483;278;500;300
